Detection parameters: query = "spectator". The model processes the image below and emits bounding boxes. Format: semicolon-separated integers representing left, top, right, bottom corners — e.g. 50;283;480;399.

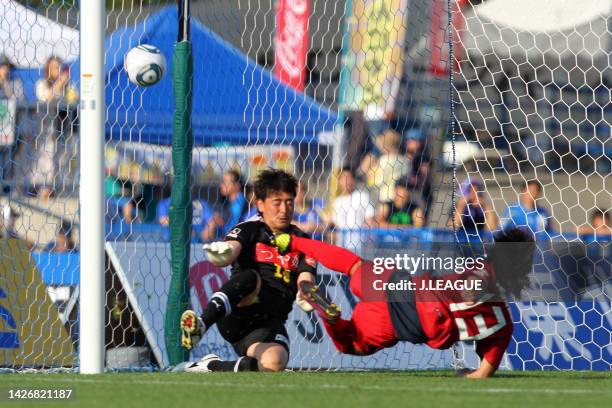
501;180;555;236
32;56;79;200
0;204;19;239
578;208;611;239
241;182;258;221
331;169;375;250
45;222;76;253
0;55;24;102
35;56;78;104
404;135;433;218
0;55;24;194
367;129;409;202
105;176;137;224
192;198;218;243
156;188;217;243
219;170;247;235
450;178;498;233
0;204;34;248
293;180;325;239
343;109;401;179
375;177;424;228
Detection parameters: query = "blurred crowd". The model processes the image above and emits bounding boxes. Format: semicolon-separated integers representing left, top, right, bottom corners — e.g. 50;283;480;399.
0;54;608;254
0;54;78;199
99;120;610;252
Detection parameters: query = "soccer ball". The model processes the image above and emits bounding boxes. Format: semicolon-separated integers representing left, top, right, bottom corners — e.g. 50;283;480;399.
124;44;167;87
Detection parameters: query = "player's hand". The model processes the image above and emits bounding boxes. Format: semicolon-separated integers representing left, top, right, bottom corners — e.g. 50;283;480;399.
456;368;475;377
456;367;490;379
203;241;233;265
295;290;314;313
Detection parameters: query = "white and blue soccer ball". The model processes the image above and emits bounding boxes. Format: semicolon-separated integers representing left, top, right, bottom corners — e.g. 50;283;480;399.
124;44;167;87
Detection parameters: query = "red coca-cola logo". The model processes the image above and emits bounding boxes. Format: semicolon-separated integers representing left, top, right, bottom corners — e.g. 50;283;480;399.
275;0;309;88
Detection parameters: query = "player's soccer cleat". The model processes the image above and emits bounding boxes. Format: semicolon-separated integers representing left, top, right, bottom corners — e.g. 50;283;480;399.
298;281;341;322
184;354;221;373
180;310;205;350
272;233;291;255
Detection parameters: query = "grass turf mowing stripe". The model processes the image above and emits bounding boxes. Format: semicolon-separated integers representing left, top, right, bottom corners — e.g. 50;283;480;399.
0;375;610;395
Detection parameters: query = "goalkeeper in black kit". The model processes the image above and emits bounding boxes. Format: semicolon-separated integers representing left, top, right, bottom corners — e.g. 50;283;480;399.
180;169;323;372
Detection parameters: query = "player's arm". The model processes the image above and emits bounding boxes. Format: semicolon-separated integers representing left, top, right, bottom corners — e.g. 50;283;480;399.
204;221;262;266
460;318;513;378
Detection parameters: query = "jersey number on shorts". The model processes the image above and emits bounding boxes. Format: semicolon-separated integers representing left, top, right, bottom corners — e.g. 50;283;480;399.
450;303;506;341
273;264;291;283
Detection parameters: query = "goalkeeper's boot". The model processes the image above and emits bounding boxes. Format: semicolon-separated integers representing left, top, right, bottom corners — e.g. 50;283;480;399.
298;281;341;322
180;310;205;350
184;354;220;373
272;233;292;255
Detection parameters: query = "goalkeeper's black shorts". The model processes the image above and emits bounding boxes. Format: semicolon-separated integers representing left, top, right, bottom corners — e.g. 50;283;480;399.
217;306;290;356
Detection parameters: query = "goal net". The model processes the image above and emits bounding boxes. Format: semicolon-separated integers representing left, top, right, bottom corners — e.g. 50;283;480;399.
0;0;609;371
451;0;611;370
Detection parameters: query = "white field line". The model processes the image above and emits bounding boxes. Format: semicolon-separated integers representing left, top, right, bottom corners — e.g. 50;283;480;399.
0;376;609;395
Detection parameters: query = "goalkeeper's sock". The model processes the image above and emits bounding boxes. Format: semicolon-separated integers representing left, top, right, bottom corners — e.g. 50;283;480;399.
200;269;259;327
290;235;361;276
207;357;259;372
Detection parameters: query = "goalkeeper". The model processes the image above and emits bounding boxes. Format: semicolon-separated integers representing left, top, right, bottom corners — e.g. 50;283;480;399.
180;169;322;372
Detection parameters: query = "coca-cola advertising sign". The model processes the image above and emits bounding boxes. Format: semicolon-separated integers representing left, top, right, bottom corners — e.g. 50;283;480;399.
275;0;309;91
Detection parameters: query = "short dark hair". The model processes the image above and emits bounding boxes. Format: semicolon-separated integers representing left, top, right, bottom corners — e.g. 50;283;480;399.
395;176;415;190
59;221;73;236
225;170;244;189
340;167;354;177
0;54;13;69
491;227;535;298
253;168;297;200
590;208;609;223
524;179;542;193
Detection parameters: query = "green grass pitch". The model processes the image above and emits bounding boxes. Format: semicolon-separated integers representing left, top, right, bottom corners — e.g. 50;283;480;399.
0;371;610;407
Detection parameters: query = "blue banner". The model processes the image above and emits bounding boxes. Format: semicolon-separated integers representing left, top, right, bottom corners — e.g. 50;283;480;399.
106;242;610;370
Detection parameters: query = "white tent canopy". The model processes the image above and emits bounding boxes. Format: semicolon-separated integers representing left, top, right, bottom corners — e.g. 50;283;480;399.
0;0;79;68
461;0;611;74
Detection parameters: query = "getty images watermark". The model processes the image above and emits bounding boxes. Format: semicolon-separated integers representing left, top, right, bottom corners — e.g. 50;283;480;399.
370;254;487;292
357;240;607;303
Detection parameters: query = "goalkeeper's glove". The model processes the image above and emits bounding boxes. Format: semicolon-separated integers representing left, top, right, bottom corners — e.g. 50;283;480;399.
203;241;233;265
295;290;314;313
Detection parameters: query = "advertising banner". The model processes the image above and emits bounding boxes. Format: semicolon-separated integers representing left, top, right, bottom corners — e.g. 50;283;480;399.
106;241;610;370
0;239;74;367
341;0;409;118
275;0;310;91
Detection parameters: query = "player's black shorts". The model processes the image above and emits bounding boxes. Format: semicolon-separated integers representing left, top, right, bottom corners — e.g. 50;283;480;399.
230;323;290;357
217;305;290;357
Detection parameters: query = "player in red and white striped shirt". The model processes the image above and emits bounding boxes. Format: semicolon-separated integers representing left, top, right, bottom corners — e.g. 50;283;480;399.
274;228;534;378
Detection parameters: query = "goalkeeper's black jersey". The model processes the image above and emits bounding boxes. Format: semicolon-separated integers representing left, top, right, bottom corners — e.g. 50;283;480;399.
224;217;317;320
